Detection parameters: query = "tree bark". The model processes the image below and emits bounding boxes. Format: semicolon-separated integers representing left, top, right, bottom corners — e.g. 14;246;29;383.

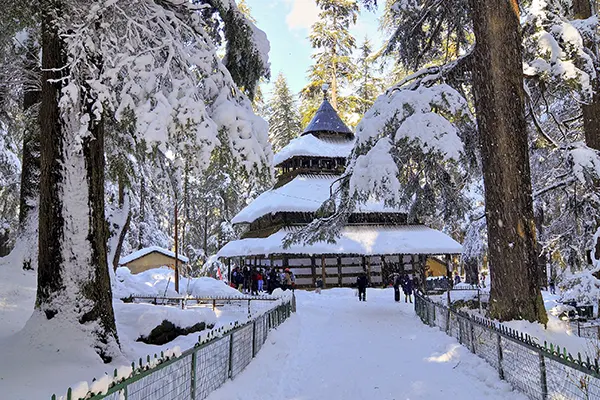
469;0;547;323
111;172;131;272
38;1;119;361
18;36;41;270
38;1;67;313
572;0;600;150
19;38;41;227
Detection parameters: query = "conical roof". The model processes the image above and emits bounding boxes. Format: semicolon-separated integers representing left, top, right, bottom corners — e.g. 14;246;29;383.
302;98;352;137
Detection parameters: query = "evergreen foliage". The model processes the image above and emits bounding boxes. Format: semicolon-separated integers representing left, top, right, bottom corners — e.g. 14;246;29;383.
268;73;302;153
354;37;385;116
301;0;359;124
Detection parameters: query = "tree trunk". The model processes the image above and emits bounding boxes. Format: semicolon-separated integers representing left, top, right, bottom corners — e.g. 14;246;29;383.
469;0;547;323
19;38;41;227
111;172;131;272
38;1;119;361
572;0;600;150
18;36;41;270
331;44;338;110
138;157;146;250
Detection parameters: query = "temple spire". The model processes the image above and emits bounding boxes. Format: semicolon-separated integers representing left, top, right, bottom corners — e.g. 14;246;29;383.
322;83;330;101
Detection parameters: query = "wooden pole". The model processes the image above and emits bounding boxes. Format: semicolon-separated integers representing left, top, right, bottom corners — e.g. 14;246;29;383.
321;255;327;289
227;258;231;283
446;254;452;306
174;194;179;294
311;256;317;287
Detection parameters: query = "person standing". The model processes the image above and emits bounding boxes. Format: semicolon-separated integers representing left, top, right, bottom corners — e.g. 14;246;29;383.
454;272;461;286
257;270;264;293
402;275;413;303
283;268;292;291
356;272;368;302
315;276;323;294
548;277;556;295
392;273;401;302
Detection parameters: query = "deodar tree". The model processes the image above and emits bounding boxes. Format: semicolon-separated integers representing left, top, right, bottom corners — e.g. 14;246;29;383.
36;0;271;361
470;0;547;323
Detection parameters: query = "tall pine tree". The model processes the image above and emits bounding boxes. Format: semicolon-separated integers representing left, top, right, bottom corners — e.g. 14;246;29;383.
354;37;384;116
301;0;359;124
470;0;547;323
268;73;302;153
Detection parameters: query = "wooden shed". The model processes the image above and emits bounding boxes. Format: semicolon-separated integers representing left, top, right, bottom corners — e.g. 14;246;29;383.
119;246;189;274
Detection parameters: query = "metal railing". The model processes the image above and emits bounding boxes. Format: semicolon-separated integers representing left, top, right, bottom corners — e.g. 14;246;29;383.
52;298;294;400
126;294;281;313
415;293;600;399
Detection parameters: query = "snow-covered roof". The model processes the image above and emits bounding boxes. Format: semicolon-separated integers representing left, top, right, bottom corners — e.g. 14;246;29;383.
303;99;353;136
273;134;355;166
231;174;403;225
217;225;463;258
119;246;189;265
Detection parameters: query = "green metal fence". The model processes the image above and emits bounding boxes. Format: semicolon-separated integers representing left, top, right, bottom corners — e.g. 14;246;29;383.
52;298;294;400
415;293;600;399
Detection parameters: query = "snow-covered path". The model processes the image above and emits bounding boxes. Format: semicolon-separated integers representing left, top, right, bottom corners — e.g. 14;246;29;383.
208;288;526;400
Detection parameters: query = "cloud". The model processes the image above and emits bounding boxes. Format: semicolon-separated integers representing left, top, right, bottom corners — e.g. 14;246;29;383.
286;0;320;30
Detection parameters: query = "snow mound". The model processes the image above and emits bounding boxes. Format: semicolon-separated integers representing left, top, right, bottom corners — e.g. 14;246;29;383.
114;302;217;341
114;267;241;299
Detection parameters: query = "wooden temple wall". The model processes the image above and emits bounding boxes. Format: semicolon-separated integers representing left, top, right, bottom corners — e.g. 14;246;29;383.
243;254;426;289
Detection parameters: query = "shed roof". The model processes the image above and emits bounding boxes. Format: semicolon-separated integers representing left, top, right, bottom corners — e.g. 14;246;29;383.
119;246;189;265
231;174;403;225
273;134;354;167
302;99;353;136
217;225;463;258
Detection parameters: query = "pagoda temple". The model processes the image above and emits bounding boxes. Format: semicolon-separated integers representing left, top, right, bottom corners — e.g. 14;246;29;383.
217;91;462;289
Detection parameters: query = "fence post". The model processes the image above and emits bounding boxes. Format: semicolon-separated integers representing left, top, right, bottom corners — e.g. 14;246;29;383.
470;321;476;353
497;333;504;380
292;292;297;312
228;331;235;378
190;350;197;399
252;320;257;358
458;318;463;344
539;352;548;399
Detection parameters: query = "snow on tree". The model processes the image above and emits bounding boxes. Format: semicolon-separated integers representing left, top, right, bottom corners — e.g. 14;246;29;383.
381;0;472;69
286;80;478;247
30;0;272;362
268;73;302;153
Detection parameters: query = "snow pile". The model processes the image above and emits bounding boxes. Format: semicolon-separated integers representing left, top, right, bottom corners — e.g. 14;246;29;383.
114;266;241;298
114;302;217;342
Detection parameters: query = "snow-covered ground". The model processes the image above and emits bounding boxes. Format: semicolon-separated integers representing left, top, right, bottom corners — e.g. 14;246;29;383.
207;288;527;400
0;264;277;399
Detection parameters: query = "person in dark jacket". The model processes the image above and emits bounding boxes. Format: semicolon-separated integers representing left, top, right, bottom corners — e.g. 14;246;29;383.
268;268;280;294
402;275;413;303
392;274;401;302
315;276;323;294
356;272;368;301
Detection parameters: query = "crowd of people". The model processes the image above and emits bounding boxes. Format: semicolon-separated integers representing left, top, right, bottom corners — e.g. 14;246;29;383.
229;266;296;295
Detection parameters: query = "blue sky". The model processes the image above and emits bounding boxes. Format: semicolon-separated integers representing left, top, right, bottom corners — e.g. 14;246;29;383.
244;0;386;99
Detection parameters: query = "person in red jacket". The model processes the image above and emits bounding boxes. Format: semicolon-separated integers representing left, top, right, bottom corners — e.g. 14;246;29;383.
257;271;264;292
